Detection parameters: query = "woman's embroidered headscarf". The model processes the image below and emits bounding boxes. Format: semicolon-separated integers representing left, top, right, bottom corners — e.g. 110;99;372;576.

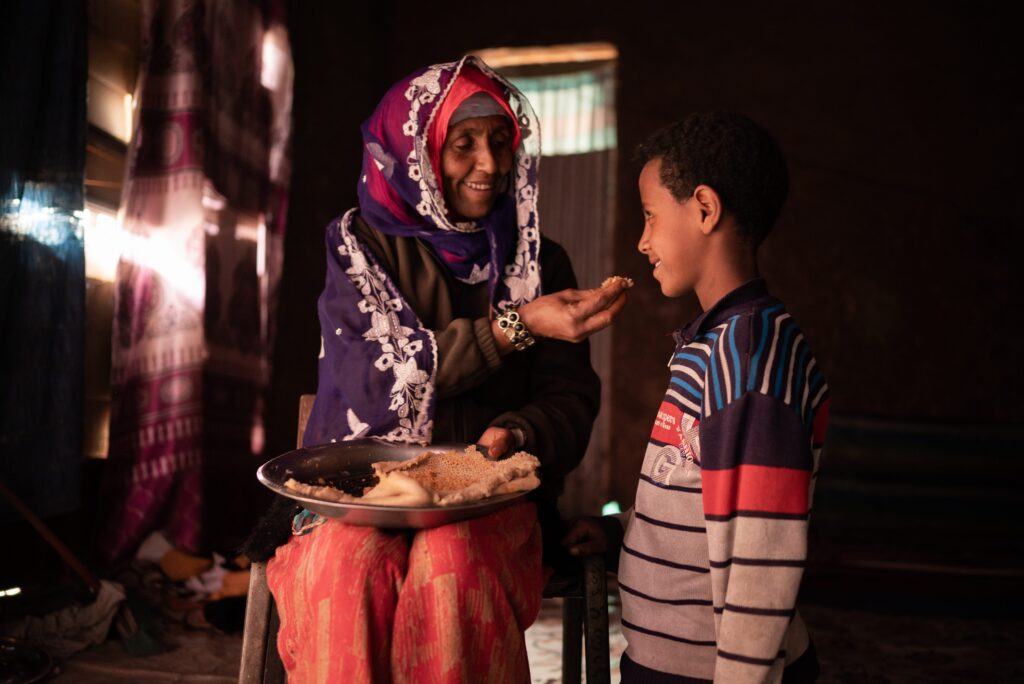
358;58;536;292
303;55;543;446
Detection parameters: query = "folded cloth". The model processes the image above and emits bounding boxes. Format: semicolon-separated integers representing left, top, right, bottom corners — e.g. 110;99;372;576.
0;580;126;659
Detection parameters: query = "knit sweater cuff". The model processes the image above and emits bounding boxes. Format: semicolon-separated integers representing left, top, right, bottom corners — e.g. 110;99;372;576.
473;317;503;371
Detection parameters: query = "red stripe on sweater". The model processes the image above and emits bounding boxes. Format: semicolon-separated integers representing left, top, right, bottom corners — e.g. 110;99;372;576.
702;465;810;516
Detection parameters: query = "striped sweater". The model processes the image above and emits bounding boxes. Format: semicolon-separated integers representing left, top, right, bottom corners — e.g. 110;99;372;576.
618;279;829;683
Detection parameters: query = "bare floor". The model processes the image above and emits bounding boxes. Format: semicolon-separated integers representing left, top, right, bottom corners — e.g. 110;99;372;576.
51;592;1024;683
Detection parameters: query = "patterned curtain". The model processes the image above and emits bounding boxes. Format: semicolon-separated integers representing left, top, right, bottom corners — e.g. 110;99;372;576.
0;0;87;522
506;62;618;517
98;0;291;563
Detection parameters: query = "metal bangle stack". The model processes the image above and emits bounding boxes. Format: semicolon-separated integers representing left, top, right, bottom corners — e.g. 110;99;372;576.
497;308;536;351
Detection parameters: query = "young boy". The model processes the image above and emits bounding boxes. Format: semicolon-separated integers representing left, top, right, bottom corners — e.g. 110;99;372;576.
564;112;829;683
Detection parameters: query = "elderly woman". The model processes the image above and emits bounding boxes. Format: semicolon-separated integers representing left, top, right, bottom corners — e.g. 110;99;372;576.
264;56;628;683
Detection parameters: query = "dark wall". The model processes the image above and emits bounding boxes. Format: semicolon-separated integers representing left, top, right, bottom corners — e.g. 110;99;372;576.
271;1;1023;508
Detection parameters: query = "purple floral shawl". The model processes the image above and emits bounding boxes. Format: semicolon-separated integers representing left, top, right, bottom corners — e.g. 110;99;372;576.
303;55;543;446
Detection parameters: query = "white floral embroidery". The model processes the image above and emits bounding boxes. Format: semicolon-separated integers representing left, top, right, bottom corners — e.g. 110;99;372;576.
366;142;395;178
516;202;533;234
498;149;542;308
506;275;536;303
344;409;370;440
460;262;490;285
403;65;449;224
410;68;442;95
335;210;436;442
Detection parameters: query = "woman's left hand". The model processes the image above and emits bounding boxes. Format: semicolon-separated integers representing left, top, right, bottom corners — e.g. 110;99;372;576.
476;426;514;460
490;278;630;355
518;278;630;343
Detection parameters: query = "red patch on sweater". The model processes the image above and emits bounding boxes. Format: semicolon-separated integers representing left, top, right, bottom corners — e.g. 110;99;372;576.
650;401;684;445
702;465;811;517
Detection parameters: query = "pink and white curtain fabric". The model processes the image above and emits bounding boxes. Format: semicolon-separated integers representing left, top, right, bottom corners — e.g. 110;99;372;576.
98;0;291;564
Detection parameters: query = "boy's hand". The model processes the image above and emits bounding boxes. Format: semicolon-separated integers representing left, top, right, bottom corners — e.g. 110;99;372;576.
518;278;630;343
561;516;612;557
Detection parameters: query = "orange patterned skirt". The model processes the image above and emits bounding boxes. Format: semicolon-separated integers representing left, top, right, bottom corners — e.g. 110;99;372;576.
266;500;543;683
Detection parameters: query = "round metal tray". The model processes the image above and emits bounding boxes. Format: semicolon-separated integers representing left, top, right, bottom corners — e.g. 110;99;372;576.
257;439;528;528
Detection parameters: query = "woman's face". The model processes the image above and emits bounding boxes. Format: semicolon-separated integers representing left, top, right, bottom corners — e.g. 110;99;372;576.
440;115;514;220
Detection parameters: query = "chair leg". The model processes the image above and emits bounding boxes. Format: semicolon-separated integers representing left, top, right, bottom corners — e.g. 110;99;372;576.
562;596;584;684
239;562;272;684
583;554;611;684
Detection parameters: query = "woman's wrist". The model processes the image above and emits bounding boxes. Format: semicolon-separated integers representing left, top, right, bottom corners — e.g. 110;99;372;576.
490;318;516;355
491;305;538;355
497;308;536;351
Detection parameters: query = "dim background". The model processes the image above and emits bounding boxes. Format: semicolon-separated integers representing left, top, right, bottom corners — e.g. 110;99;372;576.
3;0;1022;663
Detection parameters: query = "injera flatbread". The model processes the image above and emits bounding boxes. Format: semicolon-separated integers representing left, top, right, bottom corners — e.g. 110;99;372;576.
284;446;540;507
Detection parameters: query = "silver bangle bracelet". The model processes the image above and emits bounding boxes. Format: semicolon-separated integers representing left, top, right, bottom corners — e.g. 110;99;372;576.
496;308;536;352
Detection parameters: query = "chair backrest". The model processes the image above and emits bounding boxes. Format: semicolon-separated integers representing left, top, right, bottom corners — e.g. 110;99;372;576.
297;394;315;448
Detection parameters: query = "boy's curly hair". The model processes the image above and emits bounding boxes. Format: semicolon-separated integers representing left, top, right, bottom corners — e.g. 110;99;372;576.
635;112;789;247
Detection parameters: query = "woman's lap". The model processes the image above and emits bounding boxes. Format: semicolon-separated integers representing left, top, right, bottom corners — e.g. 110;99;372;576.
267;522;409;682
266;500;542;683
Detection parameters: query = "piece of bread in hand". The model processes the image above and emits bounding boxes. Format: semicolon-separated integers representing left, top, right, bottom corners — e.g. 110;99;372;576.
600;275;634;289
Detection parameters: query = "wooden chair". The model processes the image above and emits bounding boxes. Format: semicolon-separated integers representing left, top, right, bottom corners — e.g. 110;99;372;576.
239;396;610;684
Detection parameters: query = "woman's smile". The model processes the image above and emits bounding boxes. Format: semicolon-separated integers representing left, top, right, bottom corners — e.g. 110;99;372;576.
462;179;495;192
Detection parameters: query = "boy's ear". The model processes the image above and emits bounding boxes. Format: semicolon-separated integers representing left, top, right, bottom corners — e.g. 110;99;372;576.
692;184;722;235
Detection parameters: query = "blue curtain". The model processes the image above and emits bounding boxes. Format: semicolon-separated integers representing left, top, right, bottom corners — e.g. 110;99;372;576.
0;0;87;521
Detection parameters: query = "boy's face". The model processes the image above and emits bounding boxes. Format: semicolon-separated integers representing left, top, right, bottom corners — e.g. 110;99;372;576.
637;159;707;297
